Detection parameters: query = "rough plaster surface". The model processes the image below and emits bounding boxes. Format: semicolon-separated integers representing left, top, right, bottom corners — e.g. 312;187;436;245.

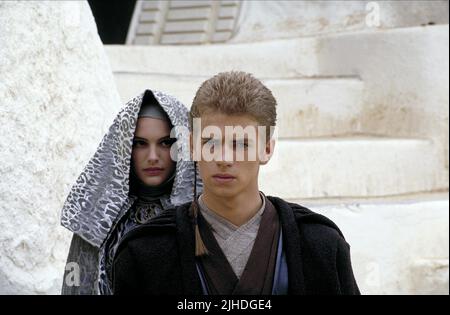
308;198;449;295
231;0;449;42
260;137;443;199
0;1;121;294
317;25;449;188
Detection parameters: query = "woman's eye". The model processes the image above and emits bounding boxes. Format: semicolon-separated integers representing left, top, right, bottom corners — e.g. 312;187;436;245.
160;138;176;147
132;140;146;147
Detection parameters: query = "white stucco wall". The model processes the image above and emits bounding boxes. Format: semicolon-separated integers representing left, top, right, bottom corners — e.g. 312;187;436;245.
317;25;449;188
231;0;449;42
308;197;449;295
0;1;121;294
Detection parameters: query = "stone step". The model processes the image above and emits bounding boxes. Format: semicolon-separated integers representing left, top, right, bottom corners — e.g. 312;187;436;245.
259;137;446;199
106;26;449;80
105;37;323;79
289;197;449;295
109;72;365;138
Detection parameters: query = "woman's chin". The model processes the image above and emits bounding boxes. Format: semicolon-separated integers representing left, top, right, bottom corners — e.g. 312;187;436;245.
137;175;164;187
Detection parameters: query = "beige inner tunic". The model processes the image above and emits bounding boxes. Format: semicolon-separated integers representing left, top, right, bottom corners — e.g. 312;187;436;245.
198;192;266;279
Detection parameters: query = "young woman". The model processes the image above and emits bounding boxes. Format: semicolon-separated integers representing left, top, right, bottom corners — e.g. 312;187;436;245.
60;89;201;294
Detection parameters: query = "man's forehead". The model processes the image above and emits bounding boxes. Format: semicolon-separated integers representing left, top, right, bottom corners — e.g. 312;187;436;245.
192;114;271;141
200;123;261;130
200;112;259;125
201;134;255;140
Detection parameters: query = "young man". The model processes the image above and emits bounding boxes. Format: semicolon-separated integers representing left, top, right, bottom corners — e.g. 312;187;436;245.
112;71;360;295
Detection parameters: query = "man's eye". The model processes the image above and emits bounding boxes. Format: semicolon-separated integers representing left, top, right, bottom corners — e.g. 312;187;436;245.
234;141;249;149
207;139;220;147
202;139;218;151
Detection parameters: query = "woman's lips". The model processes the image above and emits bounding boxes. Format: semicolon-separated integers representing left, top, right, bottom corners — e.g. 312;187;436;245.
143;168;164;176
212;174;235;184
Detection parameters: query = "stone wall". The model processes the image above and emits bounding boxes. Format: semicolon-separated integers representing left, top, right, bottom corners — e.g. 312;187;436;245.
0;1;121;294
231;0;449;42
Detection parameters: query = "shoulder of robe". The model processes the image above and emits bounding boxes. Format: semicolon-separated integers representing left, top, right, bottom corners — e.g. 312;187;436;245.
267;195;347;243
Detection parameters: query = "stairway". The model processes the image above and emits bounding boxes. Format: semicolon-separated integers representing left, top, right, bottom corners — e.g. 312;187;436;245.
126;0;241;45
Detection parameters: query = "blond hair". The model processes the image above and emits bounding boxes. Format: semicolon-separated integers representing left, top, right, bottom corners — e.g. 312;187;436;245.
190;71;277;139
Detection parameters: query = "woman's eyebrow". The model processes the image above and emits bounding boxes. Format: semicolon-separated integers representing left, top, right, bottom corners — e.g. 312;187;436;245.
134;135;173;141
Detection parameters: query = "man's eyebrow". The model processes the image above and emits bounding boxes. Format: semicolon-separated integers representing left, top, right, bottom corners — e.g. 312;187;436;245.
232;136;253;140
201;137;253;141
201;136;223;141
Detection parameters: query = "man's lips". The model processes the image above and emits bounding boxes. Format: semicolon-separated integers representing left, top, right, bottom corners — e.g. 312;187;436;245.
212;174;235;183
213;174;235;179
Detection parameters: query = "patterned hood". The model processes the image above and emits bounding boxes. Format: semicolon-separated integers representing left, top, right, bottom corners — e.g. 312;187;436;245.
60;90;201;248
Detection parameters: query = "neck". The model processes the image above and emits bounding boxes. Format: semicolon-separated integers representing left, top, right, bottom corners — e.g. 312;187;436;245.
129;166;175;200
201;188;263;227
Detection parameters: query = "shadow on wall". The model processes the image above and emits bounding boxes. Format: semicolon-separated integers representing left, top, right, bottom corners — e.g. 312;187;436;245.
88;0;136;44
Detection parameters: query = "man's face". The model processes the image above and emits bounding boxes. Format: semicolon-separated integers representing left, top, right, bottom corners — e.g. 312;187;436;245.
193;112;274;199
132;117;176;186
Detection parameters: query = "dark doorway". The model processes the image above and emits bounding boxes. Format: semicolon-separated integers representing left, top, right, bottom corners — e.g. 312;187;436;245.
88;0;137;44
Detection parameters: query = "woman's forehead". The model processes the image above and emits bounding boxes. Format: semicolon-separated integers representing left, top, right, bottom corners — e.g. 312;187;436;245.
135;117;172;138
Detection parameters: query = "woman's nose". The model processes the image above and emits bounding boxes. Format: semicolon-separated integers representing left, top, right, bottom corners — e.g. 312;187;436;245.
147;145;159;161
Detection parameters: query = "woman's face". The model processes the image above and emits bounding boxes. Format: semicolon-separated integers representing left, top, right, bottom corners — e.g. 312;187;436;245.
131;117;176;187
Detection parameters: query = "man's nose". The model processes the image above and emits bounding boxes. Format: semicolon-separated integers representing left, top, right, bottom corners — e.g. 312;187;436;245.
215;143;234;165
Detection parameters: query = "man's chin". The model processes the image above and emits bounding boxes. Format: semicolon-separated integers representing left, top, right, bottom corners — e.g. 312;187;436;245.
209;186;238;198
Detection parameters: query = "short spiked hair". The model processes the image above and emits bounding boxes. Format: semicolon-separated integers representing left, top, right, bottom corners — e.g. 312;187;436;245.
189;71;277;139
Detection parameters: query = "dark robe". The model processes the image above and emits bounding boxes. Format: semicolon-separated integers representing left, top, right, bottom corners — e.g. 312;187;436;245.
196;197;280;295
112;196;361;295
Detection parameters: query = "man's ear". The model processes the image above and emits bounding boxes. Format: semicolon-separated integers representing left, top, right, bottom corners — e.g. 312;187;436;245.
259;138;275;165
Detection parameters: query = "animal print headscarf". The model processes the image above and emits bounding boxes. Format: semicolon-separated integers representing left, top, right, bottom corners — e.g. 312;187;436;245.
60;89;201;248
